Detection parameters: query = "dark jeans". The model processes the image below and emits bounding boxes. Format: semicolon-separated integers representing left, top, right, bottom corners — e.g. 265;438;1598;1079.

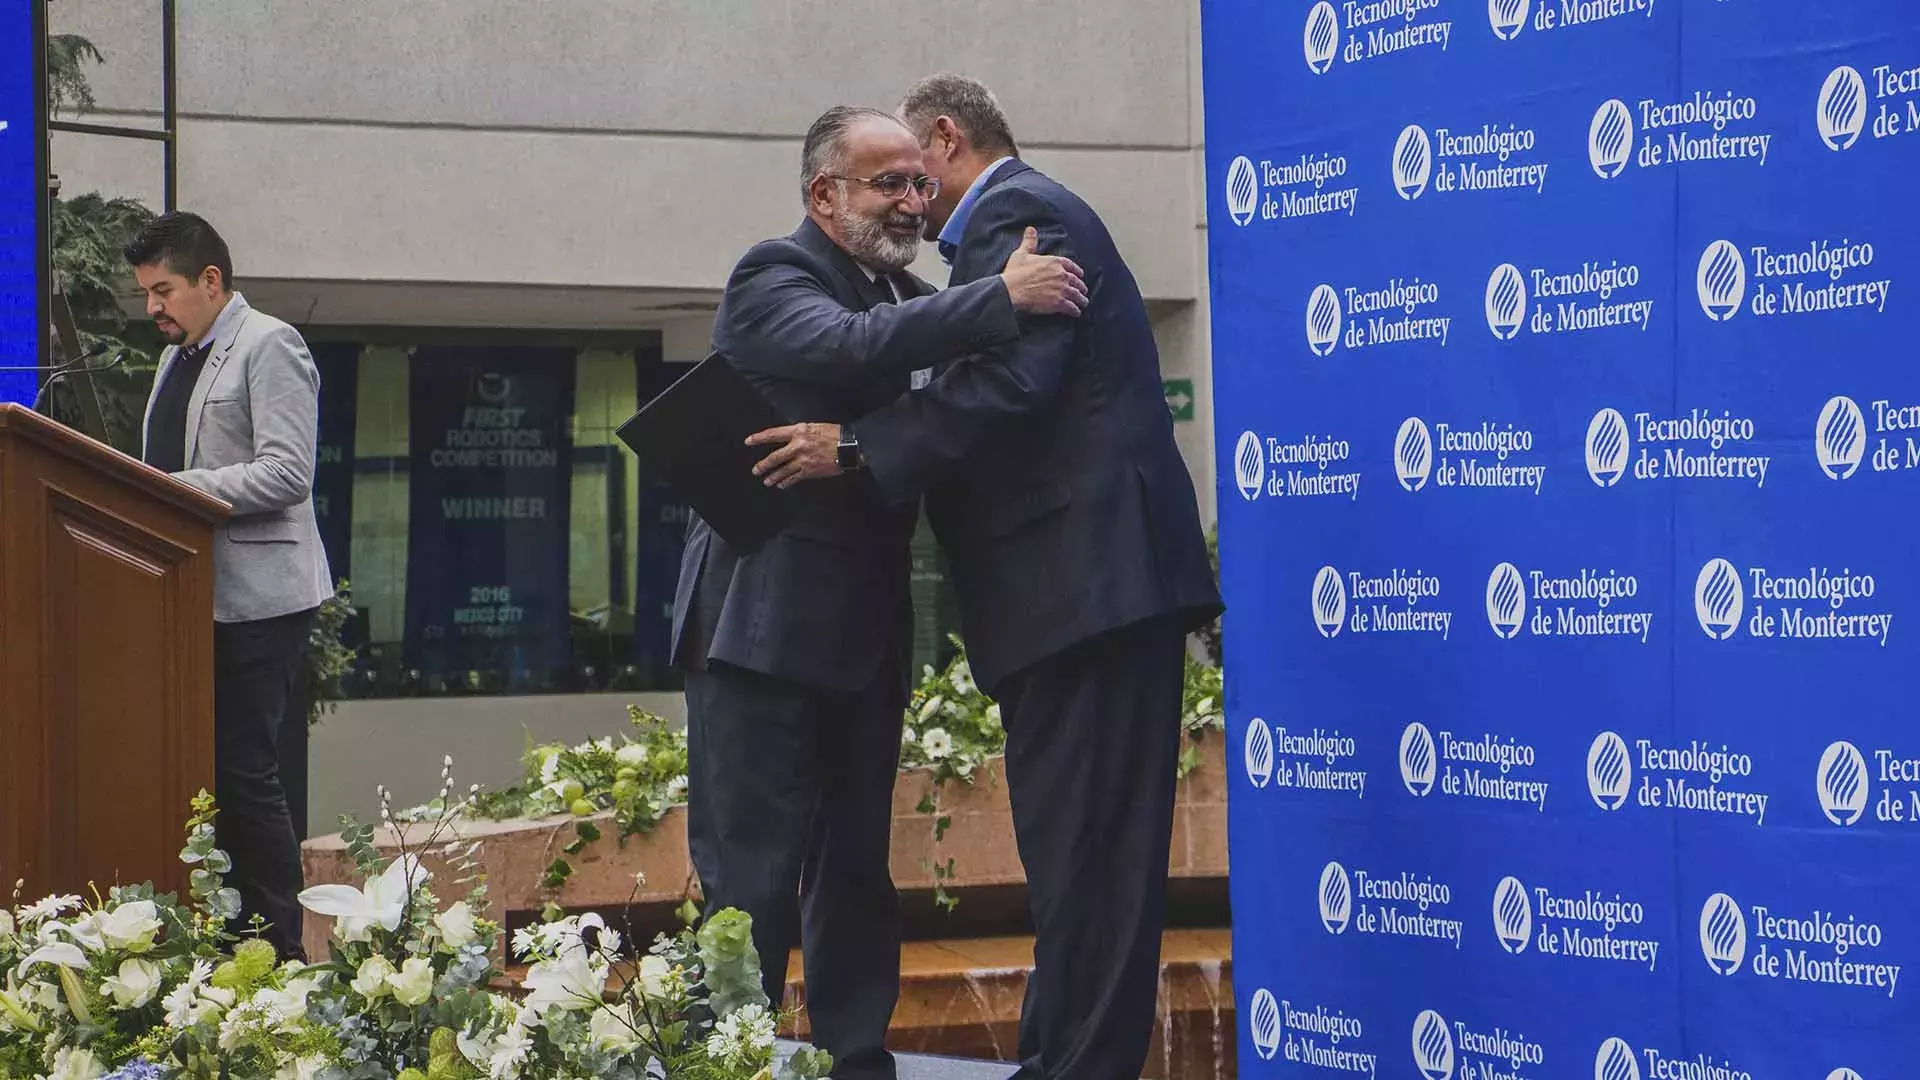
213;606;317;961
995;615;1187;1080
684;658;908;1080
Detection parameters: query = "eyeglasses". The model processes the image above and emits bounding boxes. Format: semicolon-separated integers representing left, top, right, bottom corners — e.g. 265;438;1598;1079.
827;173;942;201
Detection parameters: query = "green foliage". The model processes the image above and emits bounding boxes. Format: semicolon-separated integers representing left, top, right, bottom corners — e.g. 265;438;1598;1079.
306;581;359;727
696;909;770;1019
46;32;103;118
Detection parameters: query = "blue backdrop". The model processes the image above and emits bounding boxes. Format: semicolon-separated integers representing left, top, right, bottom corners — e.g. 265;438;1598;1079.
0;0;44;402
1203;1;1919;1075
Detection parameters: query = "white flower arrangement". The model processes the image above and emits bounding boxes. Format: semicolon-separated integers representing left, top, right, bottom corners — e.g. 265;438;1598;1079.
0;771;831;1080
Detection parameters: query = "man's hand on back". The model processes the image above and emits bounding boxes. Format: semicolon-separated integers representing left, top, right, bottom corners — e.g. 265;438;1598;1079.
747;422;845;488
1000;226;1087;317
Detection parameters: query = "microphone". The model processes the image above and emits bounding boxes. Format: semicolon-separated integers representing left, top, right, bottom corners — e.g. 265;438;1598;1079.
32;347;129;412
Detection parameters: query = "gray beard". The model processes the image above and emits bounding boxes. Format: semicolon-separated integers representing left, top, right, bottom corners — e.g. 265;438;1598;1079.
841;205;921;272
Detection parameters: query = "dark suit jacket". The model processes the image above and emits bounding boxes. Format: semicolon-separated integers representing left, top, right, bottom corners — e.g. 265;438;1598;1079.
849;161;1223;692
671;218;1020;693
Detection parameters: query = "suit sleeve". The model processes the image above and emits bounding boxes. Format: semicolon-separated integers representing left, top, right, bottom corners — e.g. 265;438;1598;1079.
715;259;1019;389
847;188;1080;502
173;325;321;515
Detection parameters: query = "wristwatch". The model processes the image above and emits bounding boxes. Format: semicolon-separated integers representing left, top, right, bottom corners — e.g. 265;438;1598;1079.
836;429;864;471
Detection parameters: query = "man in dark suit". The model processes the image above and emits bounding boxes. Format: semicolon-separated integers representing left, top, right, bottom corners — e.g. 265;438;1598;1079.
747;77;1222;1080
673;104;1087;1080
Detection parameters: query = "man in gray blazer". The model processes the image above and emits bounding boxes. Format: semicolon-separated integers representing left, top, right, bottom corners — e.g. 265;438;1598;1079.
127;211;333;960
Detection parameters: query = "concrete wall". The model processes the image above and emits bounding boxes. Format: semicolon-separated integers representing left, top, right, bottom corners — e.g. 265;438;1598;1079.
48;0;1219;827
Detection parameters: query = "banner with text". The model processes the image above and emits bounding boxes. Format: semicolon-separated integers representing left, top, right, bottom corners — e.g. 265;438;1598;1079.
1203;1;1919;1075
404;347;575;683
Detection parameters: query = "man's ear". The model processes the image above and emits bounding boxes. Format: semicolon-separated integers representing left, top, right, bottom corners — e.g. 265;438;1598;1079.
933;116;964;161
807;173;837;217
199;265;226;293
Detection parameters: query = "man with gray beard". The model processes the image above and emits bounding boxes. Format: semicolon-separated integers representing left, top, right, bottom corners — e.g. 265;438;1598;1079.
671;105;1086;1079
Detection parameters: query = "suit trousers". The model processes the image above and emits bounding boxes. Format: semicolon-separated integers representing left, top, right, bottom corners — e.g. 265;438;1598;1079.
994;615;1187;1080
684;656;908;1080
213;606;317;961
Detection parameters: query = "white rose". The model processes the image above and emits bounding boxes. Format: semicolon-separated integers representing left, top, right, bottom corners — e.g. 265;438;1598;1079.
388;957;436;1007
589;1001;645;1054
636;955;675;999
101;958;163;1009
99;900;163;953
351;955;396;1000
615;744;650;770
435;901;479;950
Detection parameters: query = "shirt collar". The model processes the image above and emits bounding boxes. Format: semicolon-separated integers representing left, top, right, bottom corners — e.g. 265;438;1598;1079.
936;156;1015;264
194;292;247;351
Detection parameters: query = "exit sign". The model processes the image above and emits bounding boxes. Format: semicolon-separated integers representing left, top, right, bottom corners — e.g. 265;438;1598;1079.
1163;378;1195;422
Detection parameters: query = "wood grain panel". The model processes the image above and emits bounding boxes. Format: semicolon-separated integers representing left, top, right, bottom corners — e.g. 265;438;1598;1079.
0;404;225;901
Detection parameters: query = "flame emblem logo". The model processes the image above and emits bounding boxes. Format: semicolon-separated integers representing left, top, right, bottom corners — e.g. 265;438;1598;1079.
1395;417;1433;492
1235;430;1266;501
1595;1037;1642;1080
1244;716;1275;790
1307;284;1343;356
1696;240;1747;321
1393;124;1434;200
1318;861;1353;934
1412;1010;1456;1080
1589;99;1634;179
1694;558;1744;640
1492;876;1532;954
1816;395;1865;481
1699;892;1748;976
1818;66;1867;152
1488;0;1529;41
1304;1;1340;75
1587;731;1632;811
1225;155;1259;227
1485;263;1527;340
1485;562;1526;639
473;372;513;405
1400;722;1437;797
1249;988;1282;1060
1818;740;1869;827
1585;408;1630;487
1313;566;1347;638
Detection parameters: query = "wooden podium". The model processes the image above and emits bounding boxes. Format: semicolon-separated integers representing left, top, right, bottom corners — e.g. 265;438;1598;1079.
0;403;229;900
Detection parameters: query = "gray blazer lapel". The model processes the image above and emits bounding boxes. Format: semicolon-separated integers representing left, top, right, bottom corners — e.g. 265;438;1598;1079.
184;308;252;467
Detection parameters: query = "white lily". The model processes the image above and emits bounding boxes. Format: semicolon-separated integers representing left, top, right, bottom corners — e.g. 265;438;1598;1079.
521;948;607;1016
21;941;89;972
297;855;428;942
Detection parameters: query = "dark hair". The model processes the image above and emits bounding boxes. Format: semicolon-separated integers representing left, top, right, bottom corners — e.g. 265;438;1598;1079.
800;105;905;203
899;74;1019;157
122;210;235;290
